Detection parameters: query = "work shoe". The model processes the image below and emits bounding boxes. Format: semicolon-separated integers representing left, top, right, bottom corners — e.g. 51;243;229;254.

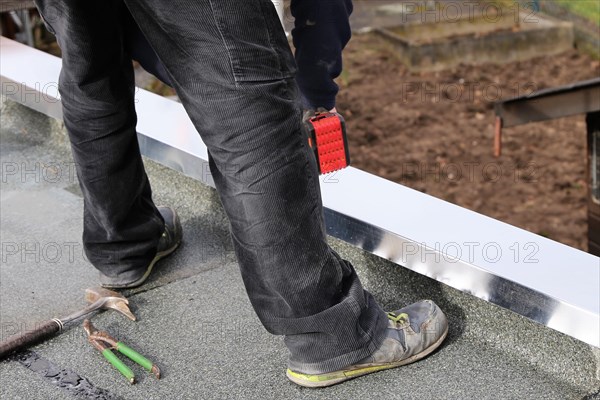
286;300;448;388
100;206;182;289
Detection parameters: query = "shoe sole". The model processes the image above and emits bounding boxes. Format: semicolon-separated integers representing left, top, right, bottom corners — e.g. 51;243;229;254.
101;209;182;289
101;240;181;289
286;322;449;388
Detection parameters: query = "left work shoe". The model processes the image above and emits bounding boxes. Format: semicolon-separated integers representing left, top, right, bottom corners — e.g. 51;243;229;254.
100;206;182;289
286;300;448;388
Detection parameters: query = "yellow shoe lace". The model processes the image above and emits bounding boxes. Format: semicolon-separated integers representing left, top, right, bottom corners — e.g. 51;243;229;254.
386;312;409;323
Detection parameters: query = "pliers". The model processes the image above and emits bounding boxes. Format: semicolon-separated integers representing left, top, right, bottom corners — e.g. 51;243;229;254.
83;319;161;384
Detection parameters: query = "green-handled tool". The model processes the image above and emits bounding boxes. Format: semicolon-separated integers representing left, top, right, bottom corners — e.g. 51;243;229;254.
83;319;160;384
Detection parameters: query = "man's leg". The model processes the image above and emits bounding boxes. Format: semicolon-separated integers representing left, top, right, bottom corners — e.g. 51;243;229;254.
33;1;179;286
123;0;389;373
123;9;172;87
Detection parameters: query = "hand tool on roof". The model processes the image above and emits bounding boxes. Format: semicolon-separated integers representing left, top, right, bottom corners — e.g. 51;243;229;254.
0;287;136;360
83;319;160;384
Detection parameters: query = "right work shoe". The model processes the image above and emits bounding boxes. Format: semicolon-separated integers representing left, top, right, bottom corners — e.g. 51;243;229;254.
100;206;182;289
286;300;448;388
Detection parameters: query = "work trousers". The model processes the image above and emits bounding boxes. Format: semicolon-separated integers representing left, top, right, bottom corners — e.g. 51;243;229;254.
33;0;387;373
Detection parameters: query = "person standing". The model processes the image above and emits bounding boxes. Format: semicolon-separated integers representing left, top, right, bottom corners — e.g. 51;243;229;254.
33;0;448;387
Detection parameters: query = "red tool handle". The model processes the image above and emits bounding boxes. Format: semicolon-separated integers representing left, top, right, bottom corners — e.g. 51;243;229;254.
305;112;351;174
0;319;61;360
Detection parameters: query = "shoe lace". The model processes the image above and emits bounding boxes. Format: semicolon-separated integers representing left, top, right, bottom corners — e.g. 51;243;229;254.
386;312;409;324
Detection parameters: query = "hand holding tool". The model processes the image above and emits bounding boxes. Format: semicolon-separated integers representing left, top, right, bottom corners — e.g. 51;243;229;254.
304;111;351;174
0;287;136;360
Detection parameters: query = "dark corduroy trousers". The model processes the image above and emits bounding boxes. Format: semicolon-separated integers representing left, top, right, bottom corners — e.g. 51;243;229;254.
33;0;388;373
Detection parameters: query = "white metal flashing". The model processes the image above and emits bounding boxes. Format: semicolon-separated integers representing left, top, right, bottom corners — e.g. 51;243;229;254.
2;36;598;347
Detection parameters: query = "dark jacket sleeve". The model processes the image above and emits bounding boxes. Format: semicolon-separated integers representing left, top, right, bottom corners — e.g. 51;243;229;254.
291;0;353;110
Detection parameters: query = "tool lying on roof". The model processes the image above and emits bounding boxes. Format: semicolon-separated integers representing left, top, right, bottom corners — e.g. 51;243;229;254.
0;287;136;360
304;111;351;174
83;319;160;384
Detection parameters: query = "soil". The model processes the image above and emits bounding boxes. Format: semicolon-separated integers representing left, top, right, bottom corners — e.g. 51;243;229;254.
337;33;600;251
26;20;598;251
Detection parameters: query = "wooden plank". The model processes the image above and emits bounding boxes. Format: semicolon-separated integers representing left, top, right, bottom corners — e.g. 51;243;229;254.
0;1;35;12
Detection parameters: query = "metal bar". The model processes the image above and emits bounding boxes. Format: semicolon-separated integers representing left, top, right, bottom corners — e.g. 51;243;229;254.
494;116;502;157
2;37;599;348
588;111;600;257
495;78;600;128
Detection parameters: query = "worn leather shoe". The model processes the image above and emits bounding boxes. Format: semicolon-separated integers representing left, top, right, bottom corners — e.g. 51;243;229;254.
100;206;182;289
286;300;448;388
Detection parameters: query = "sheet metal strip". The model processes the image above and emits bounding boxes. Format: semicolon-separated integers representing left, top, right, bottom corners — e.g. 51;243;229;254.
2;37;598;347
495;78;600;128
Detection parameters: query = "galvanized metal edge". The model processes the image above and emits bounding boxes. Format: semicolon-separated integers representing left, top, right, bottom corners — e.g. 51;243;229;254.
1;37;598;347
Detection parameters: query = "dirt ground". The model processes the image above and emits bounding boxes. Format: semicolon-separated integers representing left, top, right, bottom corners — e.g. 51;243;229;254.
26;20;598;251
337;33;600;251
